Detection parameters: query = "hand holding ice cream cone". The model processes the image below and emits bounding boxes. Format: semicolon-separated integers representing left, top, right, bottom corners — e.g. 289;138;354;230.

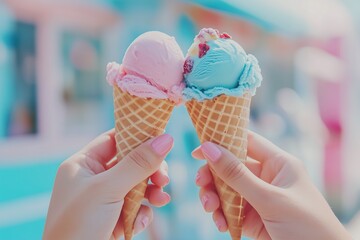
43;131;173;240
193;131;352;240
183;27;262;240
106;31;184;240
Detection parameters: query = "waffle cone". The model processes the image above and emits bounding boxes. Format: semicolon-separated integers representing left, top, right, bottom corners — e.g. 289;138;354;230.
113;86;175;240
186;93;251;240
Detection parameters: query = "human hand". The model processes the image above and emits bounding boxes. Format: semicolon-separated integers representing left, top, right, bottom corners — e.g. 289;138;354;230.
192;131;351;240
43;130;173;240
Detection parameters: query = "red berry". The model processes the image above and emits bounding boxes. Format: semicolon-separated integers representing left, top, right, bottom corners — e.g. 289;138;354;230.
220;32;231;39
198;43;210;58
183;58;194;74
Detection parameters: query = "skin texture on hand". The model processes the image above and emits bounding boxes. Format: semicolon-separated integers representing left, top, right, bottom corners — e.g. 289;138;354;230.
43;130;173;240
193;131;352;240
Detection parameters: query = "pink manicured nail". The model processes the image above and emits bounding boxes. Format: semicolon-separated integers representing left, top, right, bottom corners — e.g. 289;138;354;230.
151;134;173;156
195;172;201;184
215;220;222;231
164;175;170;185
201;195;209;208
164;192;171;202
191;146;201;157
201;142;221;163
141;216;149;228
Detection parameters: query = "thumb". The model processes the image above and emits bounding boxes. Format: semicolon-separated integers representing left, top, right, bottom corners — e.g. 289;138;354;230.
200;142;274;209
102;134;173;196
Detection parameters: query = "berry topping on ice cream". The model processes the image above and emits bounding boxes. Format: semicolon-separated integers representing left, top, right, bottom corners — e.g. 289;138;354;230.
183;58;194;74
220;33;231;39
198;43;210;58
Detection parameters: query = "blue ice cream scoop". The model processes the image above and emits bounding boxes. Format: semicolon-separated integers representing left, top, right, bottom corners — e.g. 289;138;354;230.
183;28;262;101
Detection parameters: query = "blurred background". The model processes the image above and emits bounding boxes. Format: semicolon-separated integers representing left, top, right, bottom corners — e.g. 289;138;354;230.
1;0;360;239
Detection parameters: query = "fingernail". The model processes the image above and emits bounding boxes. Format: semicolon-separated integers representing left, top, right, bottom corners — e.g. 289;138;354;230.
141;216;149;229
201;195;209;208
151;134;173;156
164;175;170;185
191;146;201;157
195;172;201;184
164;192;171;202
201;142;221;163
215;220;222;231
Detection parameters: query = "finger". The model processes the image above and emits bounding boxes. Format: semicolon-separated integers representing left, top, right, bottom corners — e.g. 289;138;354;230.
247;131;284;163
133;205;154;235
145;184;171;207
196;161;262;191
112;204;153;239
150;161;169;187
212;208;228;232
195;164;212;187
105;157;119;170
99;134;174;197
243;210;271;240
245;158;262;178
80;129;116;166
192;146;205;159
200;142;275;210
242;208;267;239
112;200;125;239
199;186;220;212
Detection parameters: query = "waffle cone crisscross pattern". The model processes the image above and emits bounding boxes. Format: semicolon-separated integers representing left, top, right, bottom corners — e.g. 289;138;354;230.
113;86;174;240
186;93;251;240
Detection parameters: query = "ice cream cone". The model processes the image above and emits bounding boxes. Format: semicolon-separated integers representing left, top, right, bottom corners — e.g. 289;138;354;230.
186;93;251;240
113;86;175;240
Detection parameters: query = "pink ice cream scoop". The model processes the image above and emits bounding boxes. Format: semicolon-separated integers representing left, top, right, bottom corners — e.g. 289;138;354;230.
106;31;185;104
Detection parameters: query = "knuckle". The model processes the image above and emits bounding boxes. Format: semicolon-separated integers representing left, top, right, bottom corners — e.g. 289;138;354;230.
127;149;154;170
291;157;306;171
272;151;306;173
283;154;307;174
57;160;73;175
222;160;246;183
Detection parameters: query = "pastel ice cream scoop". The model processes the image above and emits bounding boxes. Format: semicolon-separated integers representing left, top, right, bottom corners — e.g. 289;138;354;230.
183;28;262;101
107;31;185;104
